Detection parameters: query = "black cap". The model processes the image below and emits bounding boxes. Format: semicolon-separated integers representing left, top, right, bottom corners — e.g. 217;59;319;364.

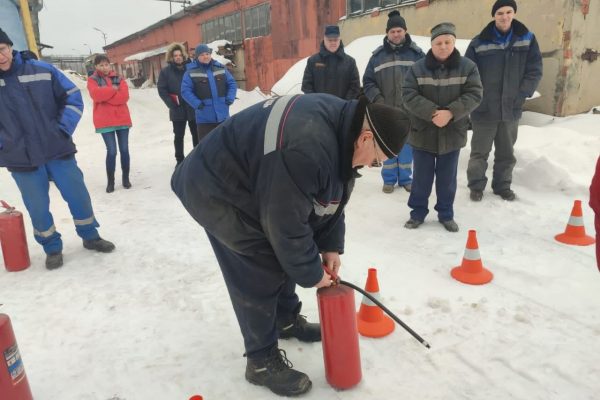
492;0;517;16
365;102;410;158
386;10;407;32
0;28;13;46
324;25;340;37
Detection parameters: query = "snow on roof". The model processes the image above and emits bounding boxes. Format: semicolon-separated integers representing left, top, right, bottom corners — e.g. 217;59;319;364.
124;44;171;62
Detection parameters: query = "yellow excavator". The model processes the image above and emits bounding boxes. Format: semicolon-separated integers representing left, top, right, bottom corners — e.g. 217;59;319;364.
1;0;42;57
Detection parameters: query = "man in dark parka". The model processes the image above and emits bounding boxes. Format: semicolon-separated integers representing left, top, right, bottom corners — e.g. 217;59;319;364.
301;25;360;100
157;43;198;165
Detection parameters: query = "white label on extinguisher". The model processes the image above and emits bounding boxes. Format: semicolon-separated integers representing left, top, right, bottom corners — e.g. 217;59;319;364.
4;344;25;384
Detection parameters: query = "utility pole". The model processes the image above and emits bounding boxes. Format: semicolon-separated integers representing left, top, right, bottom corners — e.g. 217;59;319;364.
83;43;92;55
93;27;107;46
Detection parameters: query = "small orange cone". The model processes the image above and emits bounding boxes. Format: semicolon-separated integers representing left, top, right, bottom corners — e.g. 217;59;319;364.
189;396;203;400
555;200;595;246
356;268;395;338
451;230;493;285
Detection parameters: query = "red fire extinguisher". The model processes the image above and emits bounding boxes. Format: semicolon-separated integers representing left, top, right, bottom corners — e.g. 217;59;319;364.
318;265;431;390
0;313;34;400
317;267;362;389
0;201;31;272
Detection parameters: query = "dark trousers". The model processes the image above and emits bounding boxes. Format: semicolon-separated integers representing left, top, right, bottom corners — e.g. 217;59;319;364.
197;123;220;143
206;232;300;359
101;129;130;173
467;120;519;193
173;120;198;163
408;148;460;222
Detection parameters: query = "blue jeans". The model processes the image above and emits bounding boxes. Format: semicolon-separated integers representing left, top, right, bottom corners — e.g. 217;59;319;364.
381;143;413;186
101;129;130;173
408;149;460;222
11;157;100;254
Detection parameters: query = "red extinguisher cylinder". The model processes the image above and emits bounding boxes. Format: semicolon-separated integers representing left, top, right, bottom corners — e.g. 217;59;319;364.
0;201;31;272
317;284;362;389
0;314;34;400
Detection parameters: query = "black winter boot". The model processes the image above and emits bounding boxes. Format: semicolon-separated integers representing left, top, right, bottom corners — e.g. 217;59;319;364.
277;302;321;342
106;171;115;193
122;168;132;189
83;237;116;253
245;347;312;396
45;252;63;270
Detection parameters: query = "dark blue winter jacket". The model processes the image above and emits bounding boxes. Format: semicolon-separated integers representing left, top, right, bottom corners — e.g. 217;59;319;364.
181;59;237;124
465;20;542;122
363;35;425;109
172;94;362;288
0;51;83;169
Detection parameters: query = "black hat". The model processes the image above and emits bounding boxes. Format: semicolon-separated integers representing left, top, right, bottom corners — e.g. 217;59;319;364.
430;22;456;41
0;28;13;46
492;0;517;16
365;102;410;158
324;25;340;38
386;10;407;33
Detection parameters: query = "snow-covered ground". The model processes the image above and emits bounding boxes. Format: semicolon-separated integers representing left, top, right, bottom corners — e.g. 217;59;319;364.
1;38;599;400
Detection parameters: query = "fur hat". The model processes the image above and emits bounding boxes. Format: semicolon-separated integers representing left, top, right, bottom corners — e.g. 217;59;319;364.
166;42;188;63
386;10;407;32
430;22;456;41
491;0;517;16
195;44;212;56
365;102;410;158
0;28;13;46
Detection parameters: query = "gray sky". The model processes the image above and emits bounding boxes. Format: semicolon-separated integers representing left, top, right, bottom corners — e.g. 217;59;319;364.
40;0;198;55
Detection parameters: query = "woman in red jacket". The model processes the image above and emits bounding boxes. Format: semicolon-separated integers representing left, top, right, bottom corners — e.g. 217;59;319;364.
590;156;600;272
87;54;133;193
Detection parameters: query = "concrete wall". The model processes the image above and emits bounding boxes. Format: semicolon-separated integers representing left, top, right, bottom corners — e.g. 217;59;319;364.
339;0;597;116
561;0;600;115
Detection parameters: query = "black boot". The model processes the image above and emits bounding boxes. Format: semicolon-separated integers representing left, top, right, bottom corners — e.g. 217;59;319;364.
106;171;115;193
277;302;321;342
45;252;63;270
122;168;132;189
245;347;312;396
83;237;116;253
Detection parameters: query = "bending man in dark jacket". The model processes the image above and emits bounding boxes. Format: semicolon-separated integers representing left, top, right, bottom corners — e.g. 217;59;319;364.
157;43;198;166
172;94;408;396
0;28;115;270
402;23;483;233
301;25;360;100
465;0;542;202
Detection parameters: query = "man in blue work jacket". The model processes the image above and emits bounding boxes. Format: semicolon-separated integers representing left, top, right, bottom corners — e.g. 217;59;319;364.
0;28;115;270
181;43;237;142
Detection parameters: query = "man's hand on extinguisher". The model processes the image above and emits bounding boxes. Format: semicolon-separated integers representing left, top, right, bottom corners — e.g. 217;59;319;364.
322;251;341;276
314;270;333;288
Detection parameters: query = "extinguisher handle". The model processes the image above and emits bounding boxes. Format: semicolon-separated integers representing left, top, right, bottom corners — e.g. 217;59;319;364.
0;200;12;210
322;264;340;285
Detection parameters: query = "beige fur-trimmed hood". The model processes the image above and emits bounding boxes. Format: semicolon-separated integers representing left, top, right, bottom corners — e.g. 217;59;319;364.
165;42;188;63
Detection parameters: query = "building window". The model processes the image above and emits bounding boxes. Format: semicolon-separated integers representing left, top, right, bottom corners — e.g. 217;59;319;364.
244;3;271;39
201;12;243;44
348;0;414;14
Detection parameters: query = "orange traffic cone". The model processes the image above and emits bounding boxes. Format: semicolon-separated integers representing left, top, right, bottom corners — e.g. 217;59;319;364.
356;268;395;338
189;396;203;400
555;200;595;246
451;230;493;285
